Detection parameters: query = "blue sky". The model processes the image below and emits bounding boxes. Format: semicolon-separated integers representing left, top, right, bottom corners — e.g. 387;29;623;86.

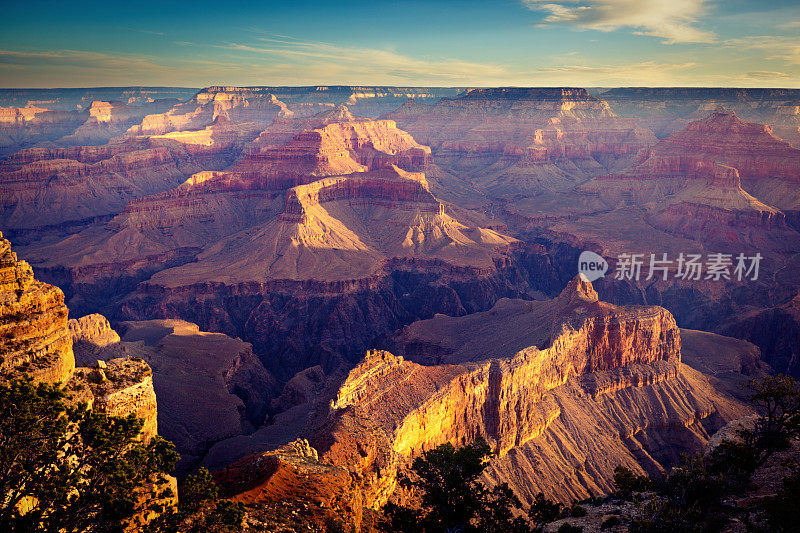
0;0;798;87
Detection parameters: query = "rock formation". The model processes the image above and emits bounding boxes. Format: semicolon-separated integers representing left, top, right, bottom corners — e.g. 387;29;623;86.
0;90;193;157
226;114;432;185
57;98;180;146
598;87;800;143
72;358;160;440
563;108;800;253
67;317;274;474
14;114;520;380
214;439;373;529
69;312;121;350
384;87;658;223
387;88;655;163
579;151;793;249
217;277;751;518
0;231;161;439
0;231;74;383
0;105;84;156
217;85;460;118
127;87;291;137
646;108;800;218
0;139;206;232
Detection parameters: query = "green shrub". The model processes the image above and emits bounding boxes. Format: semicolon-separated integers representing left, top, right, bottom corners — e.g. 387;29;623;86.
613;466;651;496
528;492;562;525
570;504;587;517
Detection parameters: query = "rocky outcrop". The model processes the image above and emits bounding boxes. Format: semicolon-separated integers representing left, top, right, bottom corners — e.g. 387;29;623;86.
598;87;800;141
232;85;460;118
55;99;180;146
220;277;749;512
0;92;190;156
214;439;371;529
383;87;657;222
0;105;85;156
321;285;740;503
228;117;432;185
70;317;274;473
21;116;515;329
579;151;792;248
0;231;74;384
654;108;800;179
388;277;680;367
73;358;159;440
387;87;655;161
127;162;515;285
642;109;800;219
69;313;121;350
0;233;163;443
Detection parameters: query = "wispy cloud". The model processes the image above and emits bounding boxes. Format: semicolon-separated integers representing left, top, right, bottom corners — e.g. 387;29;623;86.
0;49;166;71
131;29;166;36
722;36;800;65
746;70;791;80
4;29;799;89
522;0;715;44
528;60;700;85
214;39;512;83
0;49;202;87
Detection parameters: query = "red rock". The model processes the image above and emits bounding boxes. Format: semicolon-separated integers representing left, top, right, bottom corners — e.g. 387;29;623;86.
0;234;161;442
0;140;204;230
0;105;84;156
573;109;800;248
645;108;800;215
0;231;74;384
222;277;749;511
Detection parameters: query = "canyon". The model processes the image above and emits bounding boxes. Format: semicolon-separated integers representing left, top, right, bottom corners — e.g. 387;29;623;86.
4;85;798;380
2;84;799;530
597;87;800;146
212;277;753;529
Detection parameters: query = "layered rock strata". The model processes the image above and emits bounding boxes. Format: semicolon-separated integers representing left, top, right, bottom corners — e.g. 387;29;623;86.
0;140;205;232
0;232;160;441
384;87;658;221
0;231;74;383
68;317;274;473
19;116;518;363
597;87;800;142
0;105;84;156
643;109;800;219
127;88;290;137
220;277;750;512
579;152;791;248
387;88;656;166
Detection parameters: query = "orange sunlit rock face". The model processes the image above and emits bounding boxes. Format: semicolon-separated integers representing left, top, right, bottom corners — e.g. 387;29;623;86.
218;277;749;512
0;231;74;384
0;232;160;442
